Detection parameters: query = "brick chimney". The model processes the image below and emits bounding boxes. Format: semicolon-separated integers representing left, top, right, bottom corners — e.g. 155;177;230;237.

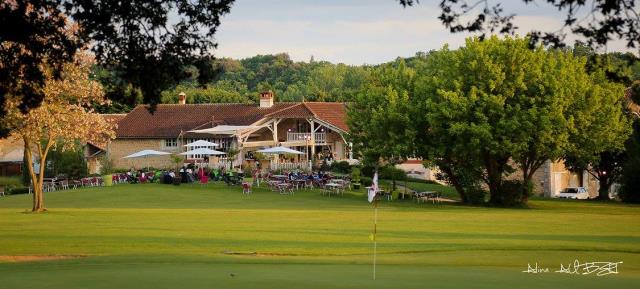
259;90;274;108
178;92;186;105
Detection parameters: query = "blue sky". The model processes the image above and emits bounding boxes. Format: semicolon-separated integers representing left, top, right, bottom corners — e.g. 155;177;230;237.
213;0;637;65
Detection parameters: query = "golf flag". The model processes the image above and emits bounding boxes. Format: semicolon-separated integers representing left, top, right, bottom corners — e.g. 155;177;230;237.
368;171;378;203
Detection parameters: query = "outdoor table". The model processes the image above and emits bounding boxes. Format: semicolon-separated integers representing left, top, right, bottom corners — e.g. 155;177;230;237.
276;183;294;195
324;183;343;196
292;179;306;190
414;191;439;203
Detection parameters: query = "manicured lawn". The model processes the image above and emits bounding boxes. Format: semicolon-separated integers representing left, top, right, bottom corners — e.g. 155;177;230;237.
0;183;638;288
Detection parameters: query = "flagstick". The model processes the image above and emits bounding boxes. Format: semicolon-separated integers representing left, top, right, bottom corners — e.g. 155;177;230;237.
373;199;378;280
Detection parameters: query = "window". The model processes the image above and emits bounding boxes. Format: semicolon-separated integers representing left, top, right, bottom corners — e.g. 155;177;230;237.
164;139;177;147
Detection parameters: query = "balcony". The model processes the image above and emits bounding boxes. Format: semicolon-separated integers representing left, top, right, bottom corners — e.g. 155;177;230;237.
286;132;326;144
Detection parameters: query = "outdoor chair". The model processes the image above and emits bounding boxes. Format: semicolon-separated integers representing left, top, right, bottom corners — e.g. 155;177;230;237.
0;185;5;197
304;179;313;190
200;175;209;185
43;182;55;192
279;183;294;195
242;182;252;194
81;178;91;187
59;180;70;190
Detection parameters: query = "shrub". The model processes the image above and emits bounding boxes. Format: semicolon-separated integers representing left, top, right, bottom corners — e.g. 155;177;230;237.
99;156;115;175
361;165;407;180
351;167;361;183
466;188;487;205
330;161;351;174
8;187;30;195
492;180;526;207
46;146;88;179
361;176;373;187
0;176;22;186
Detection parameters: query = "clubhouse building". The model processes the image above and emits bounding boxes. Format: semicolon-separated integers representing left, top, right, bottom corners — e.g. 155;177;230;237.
103;91;353;171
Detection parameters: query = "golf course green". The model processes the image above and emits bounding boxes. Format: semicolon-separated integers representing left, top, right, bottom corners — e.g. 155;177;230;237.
0;183;638;288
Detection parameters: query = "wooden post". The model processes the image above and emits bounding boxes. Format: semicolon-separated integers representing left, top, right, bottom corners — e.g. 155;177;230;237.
310;120;316;158
273;119;279;145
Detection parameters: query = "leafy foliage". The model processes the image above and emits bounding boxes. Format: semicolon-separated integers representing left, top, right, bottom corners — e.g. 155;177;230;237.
620;120;640;203
2;52;116;211
0;0;234;137
399;0;640;50
47;145;88;179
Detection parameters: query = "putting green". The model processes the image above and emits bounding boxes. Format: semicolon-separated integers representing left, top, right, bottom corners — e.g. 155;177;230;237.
0;183;638;288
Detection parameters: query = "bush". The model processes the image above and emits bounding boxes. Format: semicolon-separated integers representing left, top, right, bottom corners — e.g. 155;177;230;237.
361;165;407;180
492;180;526;207
330;161;351;174
8;187;30;195
46;146;88;179
99;156;115;175
0;176;22;186
361;176;373;187
466;188;487;205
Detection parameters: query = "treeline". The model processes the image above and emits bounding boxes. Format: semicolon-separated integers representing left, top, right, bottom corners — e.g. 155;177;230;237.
93;47;639;113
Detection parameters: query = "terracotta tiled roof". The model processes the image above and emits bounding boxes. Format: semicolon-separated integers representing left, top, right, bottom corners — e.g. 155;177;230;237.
303;102;349;132
102;113;127;124
116;103;298;138
266;103;315;118
115;102;349;138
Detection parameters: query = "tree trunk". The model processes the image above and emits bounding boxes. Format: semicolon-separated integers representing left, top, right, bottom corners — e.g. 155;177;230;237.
597;174;612;200
484;153;507;205
24;142;45;212
440;164;468;203
520;160;544;204
24;139;47;212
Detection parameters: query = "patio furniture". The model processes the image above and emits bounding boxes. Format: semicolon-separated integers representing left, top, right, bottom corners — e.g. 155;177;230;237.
200;175;209;185
277;182;294;195
414;191;440;204
242;182;252;194
59;180;70;190
324;183;344;196
0;185;5;197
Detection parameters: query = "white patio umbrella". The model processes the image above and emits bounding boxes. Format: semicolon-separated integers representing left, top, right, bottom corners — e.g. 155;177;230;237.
256;146;305;155
122;150;171;170
179;148;226;156
184;140;219;147
180;148;226;168
256;146;306;170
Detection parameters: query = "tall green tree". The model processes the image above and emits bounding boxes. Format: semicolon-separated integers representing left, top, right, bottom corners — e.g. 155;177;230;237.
347;64;415;183
563;71;631;200
620;117;640;203
1;1;235;136
412;36;630;206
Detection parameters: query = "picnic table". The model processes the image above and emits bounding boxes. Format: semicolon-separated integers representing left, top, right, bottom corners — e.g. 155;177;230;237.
414;191;441;203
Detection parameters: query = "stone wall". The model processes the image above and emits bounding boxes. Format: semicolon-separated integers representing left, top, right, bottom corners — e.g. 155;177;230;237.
108;139;176;170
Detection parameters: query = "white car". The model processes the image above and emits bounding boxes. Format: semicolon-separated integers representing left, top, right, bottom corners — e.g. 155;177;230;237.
558;187;589;200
